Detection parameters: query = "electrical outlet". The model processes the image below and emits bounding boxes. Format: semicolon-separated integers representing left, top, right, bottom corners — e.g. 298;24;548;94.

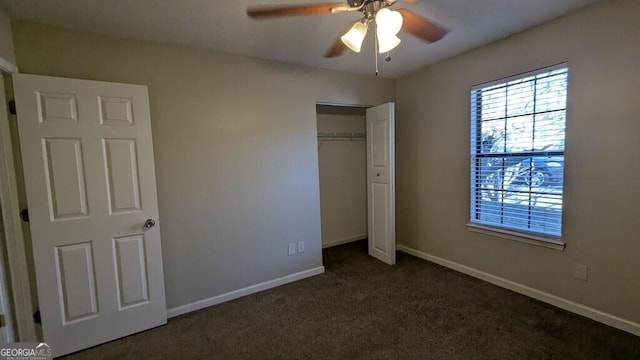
297;241;305;253
288;243;296;256
573;263;588;281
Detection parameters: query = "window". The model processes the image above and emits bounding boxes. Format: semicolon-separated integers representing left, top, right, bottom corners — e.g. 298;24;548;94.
470;64;568;240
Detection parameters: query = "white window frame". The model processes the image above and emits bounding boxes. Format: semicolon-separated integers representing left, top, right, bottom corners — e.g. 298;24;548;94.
468;63;568;249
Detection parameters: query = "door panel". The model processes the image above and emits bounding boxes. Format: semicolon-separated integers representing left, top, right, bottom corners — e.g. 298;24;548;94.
43;138;89;220
103;138;141;214
371;120;388;167
371;183;389;253
98;96;134;126
113;235;149;309
13;74;166;357
38;92;78;123
366;103;396;265
55;243;98;324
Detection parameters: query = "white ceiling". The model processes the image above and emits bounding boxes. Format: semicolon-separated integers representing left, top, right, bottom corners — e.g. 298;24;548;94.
0;0;599;78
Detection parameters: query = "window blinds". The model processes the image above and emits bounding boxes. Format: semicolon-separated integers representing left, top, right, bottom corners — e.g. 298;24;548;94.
470;64;568;238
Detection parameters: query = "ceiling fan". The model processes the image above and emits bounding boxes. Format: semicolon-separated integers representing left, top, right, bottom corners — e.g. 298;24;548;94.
246;0;448;60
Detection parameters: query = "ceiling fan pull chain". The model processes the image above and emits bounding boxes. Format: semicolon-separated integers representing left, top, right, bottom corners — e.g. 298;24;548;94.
375;20;379;76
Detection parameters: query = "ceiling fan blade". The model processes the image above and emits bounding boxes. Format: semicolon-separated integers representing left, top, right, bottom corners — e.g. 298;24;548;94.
247;3;347;19
323;38;347;58
397;8;448;43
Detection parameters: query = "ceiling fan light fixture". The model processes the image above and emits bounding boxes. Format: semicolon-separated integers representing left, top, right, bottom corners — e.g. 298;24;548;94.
375;8;403;35
341;21;368;53
375;7;403;53
377;34;401;53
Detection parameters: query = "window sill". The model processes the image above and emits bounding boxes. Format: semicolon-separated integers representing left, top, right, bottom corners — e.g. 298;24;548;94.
466;223;565;251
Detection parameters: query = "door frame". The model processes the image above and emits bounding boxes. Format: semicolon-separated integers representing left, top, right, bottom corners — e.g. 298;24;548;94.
315;101;371;249
314;101;397;262
0;58;38;341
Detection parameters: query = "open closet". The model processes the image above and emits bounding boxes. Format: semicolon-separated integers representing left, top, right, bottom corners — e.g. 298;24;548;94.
316;104;368;248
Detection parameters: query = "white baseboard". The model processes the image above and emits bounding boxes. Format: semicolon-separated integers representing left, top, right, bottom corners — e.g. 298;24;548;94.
167;266;325;318
322;233;367;248
397;244;640;337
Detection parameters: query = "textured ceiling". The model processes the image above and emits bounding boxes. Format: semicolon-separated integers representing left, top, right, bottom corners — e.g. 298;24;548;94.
0;0;600;78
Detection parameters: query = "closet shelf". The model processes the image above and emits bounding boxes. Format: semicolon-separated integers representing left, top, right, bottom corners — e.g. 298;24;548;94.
317;131;366;141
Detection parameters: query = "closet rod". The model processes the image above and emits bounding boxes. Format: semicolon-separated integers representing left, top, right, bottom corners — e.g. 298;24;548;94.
317;131;366;140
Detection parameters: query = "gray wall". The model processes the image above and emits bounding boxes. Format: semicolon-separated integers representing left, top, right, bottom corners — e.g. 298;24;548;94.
11;22;395;310
317;110;367;247
0;7;15;65
396;0;640;325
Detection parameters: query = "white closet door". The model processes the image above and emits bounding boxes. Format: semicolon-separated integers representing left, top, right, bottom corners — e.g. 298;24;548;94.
366;102;396;265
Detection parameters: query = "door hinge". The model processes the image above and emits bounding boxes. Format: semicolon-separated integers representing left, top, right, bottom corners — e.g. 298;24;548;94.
20;209;29;222
0;314;4;328
7;100;16;115
33;310;41;324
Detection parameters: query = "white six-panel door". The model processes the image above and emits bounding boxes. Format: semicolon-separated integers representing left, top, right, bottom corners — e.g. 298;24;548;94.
366;103;396;265
13;74;167;357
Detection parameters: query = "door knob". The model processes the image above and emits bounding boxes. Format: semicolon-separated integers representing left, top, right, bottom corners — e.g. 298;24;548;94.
144;218;156;229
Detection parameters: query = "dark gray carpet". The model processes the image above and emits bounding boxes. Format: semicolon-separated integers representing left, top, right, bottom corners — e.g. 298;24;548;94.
63;240;640;359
